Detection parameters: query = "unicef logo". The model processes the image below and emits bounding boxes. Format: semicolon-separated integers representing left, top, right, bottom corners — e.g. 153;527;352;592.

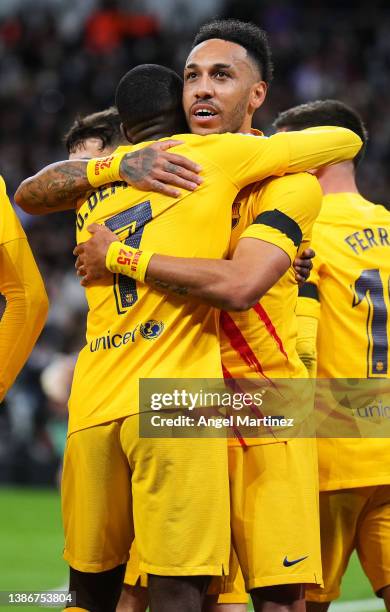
140;320;164;340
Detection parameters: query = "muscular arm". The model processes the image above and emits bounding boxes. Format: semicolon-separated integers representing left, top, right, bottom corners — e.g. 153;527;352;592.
75;225;290;311
14;141;203;215
145;238;290;310
0;239;49;401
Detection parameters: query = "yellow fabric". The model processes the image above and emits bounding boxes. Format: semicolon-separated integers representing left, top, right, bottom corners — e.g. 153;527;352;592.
0;176;48;401
296;295;320;319
296;314;318;378
70;129;354;434
123;542;249;602
284;126;361;173
62;416;230;575
306;486;390;601
217;565;248;604
105;240;153;282
220;173;322;446
124;541;148;588
304;193;390;490
86;153;123;188
225;440;322;591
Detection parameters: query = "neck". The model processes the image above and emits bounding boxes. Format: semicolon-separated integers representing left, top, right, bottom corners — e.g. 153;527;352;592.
125;111;187;144
316;161;359;195
237;115;253;135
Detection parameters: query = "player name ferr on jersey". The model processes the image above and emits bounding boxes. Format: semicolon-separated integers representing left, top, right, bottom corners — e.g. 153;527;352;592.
345;226;390;254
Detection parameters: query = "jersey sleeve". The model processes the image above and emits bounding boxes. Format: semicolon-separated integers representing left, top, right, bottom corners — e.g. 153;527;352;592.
0;176;26;245
237;172;323;263
0;237;48;401
278;126;362;173
296;221;326;320
201;127;362;190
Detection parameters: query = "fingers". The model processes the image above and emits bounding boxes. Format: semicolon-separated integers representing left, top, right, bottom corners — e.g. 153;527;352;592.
153;139;185;151
295;260;313;271
162;151;202;175
163;159;203;186
301;247;315;259
87;223;102;235
73;243;84;256
147;180;181;198
154;170;200;192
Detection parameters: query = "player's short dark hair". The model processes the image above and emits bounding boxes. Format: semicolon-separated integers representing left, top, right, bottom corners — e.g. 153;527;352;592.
192;19;273;84
115;64;185;129
64;107;123;154
273;99;368;167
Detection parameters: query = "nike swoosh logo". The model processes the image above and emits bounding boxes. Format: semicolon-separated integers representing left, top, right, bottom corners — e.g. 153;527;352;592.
283;555;308;567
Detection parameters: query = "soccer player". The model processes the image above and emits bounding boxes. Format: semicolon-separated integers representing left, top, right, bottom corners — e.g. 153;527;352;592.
15;61;361;612
65;107;125;161
0;175;48;402
273;100;390;612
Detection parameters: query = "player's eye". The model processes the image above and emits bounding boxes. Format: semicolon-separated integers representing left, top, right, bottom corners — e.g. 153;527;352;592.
185;72;198;81
215;71;230;79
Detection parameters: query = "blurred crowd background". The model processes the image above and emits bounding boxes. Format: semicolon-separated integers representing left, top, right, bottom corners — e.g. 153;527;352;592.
1;0;389;485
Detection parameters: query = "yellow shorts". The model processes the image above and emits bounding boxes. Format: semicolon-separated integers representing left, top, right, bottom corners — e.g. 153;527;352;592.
306;486;390;602
122;439;320;597
216;561;248;604
62;417;230;576
124;543;249;604
228;439;322;591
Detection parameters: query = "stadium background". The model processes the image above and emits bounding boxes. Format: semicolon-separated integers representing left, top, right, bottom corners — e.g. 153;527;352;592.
0;0;389;609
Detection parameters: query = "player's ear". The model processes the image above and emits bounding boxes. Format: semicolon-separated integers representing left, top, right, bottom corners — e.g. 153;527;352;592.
249;81;267;112
120;122;132;144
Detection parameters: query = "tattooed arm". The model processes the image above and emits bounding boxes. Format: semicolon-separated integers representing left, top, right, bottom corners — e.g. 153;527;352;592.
14;140;202;215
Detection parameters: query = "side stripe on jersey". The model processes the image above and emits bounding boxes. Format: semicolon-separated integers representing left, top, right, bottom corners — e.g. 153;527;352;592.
254;209;302;247
253;302;288;360
222;363;277;445
298;282;320;301
220;311;270;380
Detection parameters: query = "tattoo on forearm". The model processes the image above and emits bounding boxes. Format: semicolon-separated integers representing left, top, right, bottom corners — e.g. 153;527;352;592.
20;162;91;210
148;277;189;296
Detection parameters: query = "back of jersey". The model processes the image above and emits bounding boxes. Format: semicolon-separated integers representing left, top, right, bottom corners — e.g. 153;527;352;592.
301;193;390;490
69;138;241;435
311;193;390;379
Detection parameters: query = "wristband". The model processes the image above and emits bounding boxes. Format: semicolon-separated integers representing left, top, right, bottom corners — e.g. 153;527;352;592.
106;241;154;282
87;153;123;188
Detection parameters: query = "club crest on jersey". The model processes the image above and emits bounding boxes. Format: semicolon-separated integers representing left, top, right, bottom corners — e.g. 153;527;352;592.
231;201;241;229
140;320;164;340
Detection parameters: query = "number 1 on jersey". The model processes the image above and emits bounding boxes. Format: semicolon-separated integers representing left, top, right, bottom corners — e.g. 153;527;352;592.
352;269;389;377
105;200;152;314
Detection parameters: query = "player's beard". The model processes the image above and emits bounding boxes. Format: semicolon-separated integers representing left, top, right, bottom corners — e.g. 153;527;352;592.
214;95;251;135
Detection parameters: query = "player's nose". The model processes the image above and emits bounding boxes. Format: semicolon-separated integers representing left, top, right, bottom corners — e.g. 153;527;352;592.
194;75;214;99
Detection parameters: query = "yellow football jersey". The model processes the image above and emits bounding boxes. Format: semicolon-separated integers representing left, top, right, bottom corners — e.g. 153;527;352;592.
219;173;323;445
68;129;361;434
297;192;390;489
0;176;25;244
0;176;48;400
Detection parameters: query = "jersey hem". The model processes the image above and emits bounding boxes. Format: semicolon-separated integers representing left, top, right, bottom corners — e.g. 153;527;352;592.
243;572;323;591
319;477;390;491
139;561;229;577
63;550;129;573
